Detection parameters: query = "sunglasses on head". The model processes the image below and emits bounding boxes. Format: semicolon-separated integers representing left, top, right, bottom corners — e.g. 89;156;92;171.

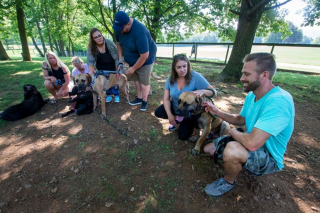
93;34;103;40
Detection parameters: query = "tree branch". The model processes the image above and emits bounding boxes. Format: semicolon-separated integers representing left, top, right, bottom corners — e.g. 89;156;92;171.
264;0;291;11
229;9;241;16
143;5;151;29
248;0;272;16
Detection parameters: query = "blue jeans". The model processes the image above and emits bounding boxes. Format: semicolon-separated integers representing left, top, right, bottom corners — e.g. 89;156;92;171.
106;86;119;95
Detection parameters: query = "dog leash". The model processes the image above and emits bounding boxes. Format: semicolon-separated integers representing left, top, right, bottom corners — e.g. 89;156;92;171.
95;111;134;139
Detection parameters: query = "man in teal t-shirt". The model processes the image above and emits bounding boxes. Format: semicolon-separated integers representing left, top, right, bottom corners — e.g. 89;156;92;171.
202;52;295;197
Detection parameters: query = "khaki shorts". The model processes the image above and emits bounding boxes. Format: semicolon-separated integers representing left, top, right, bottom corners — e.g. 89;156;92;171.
129;63;154;85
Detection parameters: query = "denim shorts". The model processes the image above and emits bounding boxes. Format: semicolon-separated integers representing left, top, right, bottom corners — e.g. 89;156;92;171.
129;63;154;85
213;137;280;176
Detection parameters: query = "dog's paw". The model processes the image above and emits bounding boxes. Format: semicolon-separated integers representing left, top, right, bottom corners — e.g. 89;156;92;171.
191;148;200;155
100;114;106;119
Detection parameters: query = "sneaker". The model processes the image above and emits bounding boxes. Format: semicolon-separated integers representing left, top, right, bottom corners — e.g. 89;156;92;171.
106;95;112;102
140;101;148;111
168;125;178;132
114;95;120;103
129;98;143;106
168;120;180;132
204;178;235;197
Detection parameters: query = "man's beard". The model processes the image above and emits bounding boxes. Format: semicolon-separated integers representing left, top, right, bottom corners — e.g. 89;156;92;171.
243;79;261;92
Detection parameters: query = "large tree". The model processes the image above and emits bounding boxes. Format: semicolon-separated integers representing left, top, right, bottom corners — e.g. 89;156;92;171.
220;0;291;81
0;3;12;60
0;39;11;60
16;0;31;61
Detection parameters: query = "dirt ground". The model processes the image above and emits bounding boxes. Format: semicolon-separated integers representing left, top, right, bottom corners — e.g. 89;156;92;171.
0;69;320;213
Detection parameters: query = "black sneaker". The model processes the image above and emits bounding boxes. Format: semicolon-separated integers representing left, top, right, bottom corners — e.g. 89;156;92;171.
129;98;143;106
140;101;148;111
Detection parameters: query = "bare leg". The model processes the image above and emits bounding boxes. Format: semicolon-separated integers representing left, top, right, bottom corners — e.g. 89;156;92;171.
204;143;216;156
134;81;142;99
56;86;69;97
44;80;58;100
141;83;150;102
222;142;248;184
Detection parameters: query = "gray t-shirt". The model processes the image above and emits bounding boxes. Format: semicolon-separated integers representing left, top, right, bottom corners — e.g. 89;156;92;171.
165;70;210;113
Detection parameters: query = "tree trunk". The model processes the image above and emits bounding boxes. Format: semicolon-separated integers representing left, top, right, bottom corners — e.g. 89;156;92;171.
16;4;31;61
58;36;66;56
53;40;61;56
36;21;47;54
220;1;265;82
48;34;54;51
31;36;44;57
0;40;11;60
68;35;74;56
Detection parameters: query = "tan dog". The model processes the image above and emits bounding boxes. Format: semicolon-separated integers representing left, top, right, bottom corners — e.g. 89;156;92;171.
176;92;230;155
74;73;129;119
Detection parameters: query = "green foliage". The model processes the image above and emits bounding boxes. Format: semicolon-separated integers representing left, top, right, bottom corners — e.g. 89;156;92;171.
302;0;320;27
0;57;74;110
273;72;320;103
312;36;320;44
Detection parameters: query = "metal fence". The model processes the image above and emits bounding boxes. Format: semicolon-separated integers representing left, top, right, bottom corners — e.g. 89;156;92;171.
5;42;320;74
156;42;320;74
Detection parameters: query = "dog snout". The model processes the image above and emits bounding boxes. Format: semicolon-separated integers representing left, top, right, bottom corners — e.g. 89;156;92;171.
77;83;86;91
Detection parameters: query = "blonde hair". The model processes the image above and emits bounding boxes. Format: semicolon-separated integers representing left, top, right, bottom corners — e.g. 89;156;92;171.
71;56;83;66
44;51;70;73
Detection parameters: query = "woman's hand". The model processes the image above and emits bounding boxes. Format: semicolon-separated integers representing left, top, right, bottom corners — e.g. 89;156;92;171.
89;65;96;74
168;115;177;127
50;76;57;83
193;89;205;96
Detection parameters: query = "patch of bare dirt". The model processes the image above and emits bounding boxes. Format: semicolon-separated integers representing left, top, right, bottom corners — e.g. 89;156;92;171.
0;76;320;213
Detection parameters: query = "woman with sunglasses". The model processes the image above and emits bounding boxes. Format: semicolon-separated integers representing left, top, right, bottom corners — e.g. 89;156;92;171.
154;54;217;140
87;28;121;103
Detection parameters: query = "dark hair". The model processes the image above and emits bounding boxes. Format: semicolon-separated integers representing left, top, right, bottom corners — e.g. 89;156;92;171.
243;52;277;80
88;28;105;60
170;54;192;85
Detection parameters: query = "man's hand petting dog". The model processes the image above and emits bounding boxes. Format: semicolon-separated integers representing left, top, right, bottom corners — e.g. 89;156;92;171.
203;101;219;115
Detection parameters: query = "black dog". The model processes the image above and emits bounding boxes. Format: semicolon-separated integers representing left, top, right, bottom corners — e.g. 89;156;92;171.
61;84;93;117
0;84;47;121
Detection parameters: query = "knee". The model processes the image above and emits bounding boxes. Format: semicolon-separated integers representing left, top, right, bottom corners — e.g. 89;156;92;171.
222;142;245;161
44;80;53;89
204;143;215;156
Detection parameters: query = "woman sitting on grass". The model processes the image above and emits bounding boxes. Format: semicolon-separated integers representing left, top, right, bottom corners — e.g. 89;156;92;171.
154;54;217;140
42;51;73;104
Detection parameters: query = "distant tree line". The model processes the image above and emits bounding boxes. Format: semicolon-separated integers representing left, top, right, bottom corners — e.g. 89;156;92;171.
1;0;319;81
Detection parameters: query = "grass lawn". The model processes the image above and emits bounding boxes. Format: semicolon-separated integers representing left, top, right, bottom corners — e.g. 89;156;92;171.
1;57;319;112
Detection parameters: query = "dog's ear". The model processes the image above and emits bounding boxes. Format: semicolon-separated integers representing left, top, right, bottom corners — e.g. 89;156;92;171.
86;74;92;85
195;95;204;111
195;95;203;105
